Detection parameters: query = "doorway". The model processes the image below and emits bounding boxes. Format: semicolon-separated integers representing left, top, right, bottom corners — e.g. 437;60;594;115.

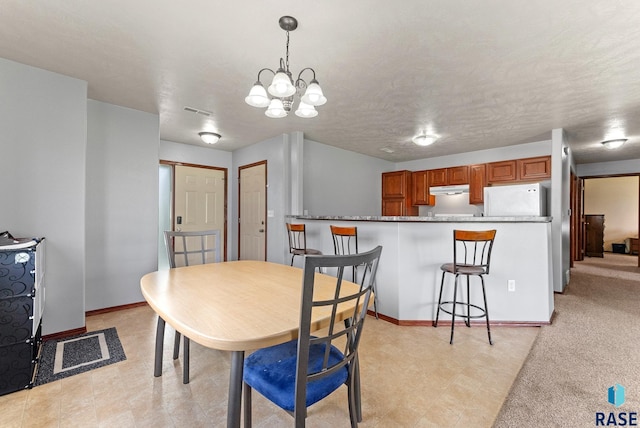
238;161;267;260
572;174;639;267
158;161;228;268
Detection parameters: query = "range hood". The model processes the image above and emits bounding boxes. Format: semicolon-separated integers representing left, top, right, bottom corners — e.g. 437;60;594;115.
429;184;470;195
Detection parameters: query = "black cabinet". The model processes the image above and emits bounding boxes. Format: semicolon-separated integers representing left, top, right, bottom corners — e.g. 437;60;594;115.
0;237;45;395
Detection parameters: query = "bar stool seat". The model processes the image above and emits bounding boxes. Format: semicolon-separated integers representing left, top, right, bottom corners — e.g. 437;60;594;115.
434;229;496;345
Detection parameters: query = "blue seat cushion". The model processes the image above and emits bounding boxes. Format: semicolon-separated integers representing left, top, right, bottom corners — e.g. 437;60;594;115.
243;339;348;412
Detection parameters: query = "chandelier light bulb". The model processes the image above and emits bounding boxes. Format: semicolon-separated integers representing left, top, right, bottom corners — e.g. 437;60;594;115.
268;70;296;97
265;98;287;118
245;82;270;108
301;80;327;106
295;101;318;118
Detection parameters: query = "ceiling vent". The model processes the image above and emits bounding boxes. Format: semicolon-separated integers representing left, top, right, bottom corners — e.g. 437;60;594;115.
183;106;212;116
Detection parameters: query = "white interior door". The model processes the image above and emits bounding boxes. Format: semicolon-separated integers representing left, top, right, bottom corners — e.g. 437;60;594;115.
239;162;266;260
174;165;226;262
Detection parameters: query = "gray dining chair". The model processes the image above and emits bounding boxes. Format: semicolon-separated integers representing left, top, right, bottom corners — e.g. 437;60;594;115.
154;229;222;384
243;245;382;427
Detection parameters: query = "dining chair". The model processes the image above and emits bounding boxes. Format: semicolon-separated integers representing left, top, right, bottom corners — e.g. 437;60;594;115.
330;225;379;319
286;223;322;266
243;245;383;428
433;229;496;345
154;229;222;384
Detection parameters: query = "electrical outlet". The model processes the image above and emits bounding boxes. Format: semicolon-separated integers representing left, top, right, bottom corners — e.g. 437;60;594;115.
508;280;516;292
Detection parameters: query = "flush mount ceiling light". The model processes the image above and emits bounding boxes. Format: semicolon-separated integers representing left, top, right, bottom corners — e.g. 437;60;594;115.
199;132;221;144
412;133;438;146
245;16;327;119
601;138;627;149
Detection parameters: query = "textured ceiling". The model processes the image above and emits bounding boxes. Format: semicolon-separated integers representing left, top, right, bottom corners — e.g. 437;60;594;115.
2;0;640;164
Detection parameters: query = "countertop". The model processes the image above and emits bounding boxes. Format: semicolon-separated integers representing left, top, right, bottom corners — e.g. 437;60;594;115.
287;215;552;223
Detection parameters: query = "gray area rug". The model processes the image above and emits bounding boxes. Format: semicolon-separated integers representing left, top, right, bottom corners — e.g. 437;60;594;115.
494;253;640;427
35;327;126;386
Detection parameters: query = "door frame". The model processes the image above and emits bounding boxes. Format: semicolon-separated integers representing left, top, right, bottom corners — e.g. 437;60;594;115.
160;160;228;261
238;160;267;260
572;173;639;267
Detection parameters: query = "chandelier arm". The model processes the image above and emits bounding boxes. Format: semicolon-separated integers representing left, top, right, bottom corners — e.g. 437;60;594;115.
295;67;317;89
256;68;276;83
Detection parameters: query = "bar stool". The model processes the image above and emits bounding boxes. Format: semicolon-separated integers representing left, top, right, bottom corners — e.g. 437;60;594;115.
286;223;322;266
330;225;379;319
433;229;496;345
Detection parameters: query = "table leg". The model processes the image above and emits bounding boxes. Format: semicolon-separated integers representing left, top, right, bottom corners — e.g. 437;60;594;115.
227;350;245;428
154;317;165;377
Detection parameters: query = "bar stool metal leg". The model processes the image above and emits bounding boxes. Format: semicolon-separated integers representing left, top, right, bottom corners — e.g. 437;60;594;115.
450;274;459;345
434;272;446;326
481;276;493;345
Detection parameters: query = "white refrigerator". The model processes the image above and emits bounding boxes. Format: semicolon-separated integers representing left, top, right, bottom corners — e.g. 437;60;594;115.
484;183;547;216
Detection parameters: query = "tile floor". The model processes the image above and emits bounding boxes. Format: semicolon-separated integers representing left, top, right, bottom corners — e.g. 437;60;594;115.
0;305;538;427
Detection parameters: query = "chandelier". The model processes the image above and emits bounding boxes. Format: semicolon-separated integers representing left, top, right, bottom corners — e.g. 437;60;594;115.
245;16;327;118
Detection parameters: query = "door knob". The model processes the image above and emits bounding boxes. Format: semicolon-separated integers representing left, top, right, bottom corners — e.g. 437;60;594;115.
259;229;265;233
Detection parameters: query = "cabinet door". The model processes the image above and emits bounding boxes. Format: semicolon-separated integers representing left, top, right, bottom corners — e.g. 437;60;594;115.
382;171;409;198
412;170;431;205
487;160;517;183
468;164;486;204
428;168;447;187
518;156;551;181
382;198;407;216
448;166;469;185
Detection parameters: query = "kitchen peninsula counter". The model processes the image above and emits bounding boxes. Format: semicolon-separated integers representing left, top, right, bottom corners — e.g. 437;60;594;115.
292;214;551;223
286;215;553;325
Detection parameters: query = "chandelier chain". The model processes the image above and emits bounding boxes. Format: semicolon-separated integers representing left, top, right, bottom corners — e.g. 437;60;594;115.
285;31;290;73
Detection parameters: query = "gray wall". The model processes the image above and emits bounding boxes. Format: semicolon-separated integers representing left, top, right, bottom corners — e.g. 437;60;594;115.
576;159;640;177
397;140;552;170
85;100;160;311
303;140;393;216
0;58;87;334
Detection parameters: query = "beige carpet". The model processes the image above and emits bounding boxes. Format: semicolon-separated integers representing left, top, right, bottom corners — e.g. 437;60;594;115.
493;253;640;427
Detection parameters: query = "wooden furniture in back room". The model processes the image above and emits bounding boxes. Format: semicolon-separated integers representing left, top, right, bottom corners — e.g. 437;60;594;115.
585;214;604;257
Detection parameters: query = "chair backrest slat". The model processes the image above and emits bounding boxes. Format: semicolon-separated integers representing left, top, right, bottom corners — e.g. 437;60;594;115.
452;229;496;274
330;225;358;256
164;230;222;268
286;223;307;252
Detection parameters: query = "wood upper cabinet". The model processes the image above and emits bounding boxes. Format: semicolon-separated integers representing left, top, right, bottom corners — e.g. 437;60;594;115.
468;164;486;204
382;170;418;215
382;170;410;198
518;156;551;181
412;170;435;206
487;156;551;184
428;166;469;186
428;168;447;187
487;160;517;183
448;166;470;185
